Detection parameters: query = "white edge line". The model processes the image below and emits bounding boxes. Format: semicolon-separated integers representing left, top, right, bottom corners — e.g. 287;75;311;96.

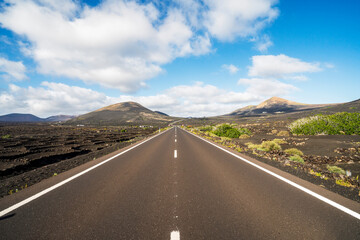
184;129;360;220
170;230;180;240
0;127;173;217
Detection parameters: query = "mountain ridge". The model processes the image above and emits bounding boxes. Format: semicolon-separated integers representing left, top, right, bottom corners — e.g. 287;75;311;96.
0;113;75;122
66;101;175;126
229;96;333;116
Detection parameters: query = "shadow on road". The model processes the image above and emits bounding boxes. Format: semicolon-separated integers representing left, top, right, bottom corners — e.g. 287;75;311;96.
0;213;16;221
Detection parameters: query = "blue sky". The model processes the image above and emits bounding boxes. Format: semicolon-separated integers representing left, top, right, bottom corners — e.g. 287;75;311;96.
0;0;359;117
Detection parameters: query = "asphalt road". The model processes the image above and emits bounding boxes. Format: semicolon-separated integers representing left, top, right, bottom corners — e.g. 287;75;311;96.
1;127;359;239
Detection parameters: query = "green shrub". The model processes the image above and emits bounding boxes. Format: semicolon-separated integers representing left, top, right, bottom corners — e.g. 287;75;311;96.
213;124;233;136
246;142;258;149
213;124;251;138
220;136;232;141
327;165;346;175
273;138;287;144
270;129;278;134
247;141;282;152
199;125;213;132
1;134;11;139
289;155;304;164
226;128;241;138
208;132;218;137
235;147;243;152
335;179;355;187
260;141;282;152
238;127;252;136
289;112;360;135
284;148;304;156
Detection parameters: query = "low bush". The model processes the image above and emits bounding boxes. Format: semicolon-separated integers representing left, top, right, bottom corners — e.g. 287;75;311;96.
199;125;213;132
213;124;234;137
327;165;346;175
289;155;304;164
213;124;251;138
284;148;304;156
238;127;252;136
246;140;282;152
226;128;242;138
277;131;290;136
273;138;287;144
208;132;218;138
246;142;258;149
261;141;282;152
289;112;360;135
335;179;355;188
239;134;250;139
270;129;278;134
220;136;232;141
1;134;11;139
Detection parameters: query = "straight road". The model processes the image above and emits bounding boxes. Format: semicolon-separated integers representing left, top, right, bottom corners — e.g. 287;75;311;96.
1;127;359;239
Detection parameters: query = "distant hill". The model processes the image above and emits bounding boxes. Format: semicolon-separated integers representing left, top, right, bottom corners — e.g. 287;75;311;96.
315;98;360;114
0;113;44;122
155;111;169;116
45;115;76;122
66;101;176;126
229;97;331;116
0;113;76;123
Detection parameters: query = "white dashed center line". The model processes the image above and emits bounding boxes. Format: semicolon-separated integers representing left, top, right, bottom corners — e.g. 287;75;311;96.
171;230;180;240
171;128;180;240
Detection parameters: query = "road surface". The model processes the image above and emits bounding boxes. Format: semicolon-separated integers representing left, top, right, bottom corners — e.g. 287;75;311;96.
1;127;359;239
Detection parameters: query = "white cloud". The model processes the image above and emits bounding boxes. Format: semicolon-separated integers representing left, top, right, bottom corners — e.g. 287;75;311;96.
203;0;279;41
127;82;261;116
0;81;263;118
0;57;27;80
0;82;111;117
222;64;239;74
248;54;322;79
238;78;298;96
252;34;273;52
235;53;327;98
174;0;203;29
2;53;320;117
0;0;211;92
0;0;280;92
36;0;79;17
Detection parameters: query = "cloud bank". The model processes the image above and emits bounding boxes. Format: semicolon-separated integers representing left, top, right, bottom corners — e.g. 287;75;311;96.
0;0;279;92
0;81;259;117
0;52;329;117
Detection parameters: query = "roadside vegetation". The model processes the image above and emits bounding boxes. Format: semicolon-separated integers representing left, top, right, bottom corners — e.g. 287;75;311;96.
198;124;252;139
289;155;305;164
327;165;346;175
185;122;360;201
289;112;360;135
212;124;252;138
284;148;304;156
1;134;11;139
246;140;282;152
